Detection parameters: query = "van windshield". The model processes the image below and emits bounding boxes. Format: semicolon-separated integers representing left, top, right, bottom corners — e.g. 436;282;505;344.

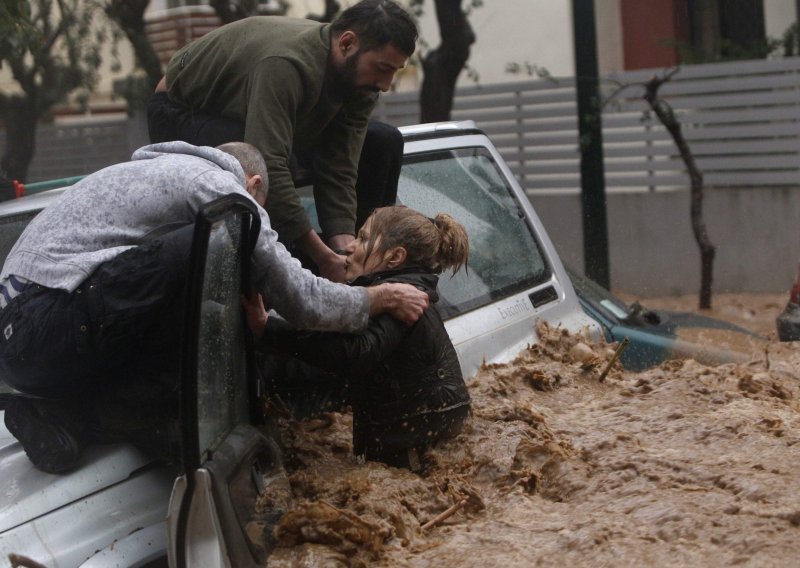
398;147;550;318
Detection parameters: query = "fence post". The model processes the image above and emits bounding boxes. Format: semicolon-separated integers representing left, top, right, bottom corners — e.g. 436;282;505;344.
572;0;610;288
515;87;525;186
646;121;655;192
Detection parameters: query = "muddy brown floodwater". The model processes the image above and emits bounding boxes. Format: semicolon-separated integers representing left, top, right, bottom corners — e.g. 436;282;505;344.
264;293;800;567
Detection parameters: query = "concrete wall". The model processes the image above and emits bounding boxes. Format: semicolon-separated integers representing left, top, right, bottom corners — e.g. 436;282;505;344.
596;0;625;73
530;187;800;297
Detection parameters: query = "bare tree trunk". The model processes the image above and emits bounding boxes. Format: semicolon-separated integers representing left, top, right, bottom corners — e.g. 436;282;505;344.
419;0;474;123
690;0;720;60
644;72;716;309
1;0;103;182
306;0;340;22
105;0;163;91
0;96;38;182
209;0;259;24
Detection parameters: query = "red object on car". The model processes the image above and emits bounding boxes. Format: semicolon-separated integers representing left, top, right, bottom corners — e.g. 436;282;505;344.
0;178;24;201
777;262;800;341
789;264;800;305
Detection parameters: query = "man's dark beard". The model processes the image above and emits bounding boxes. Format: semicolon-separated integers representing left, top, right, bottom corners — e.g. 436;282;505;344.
329;50;376;100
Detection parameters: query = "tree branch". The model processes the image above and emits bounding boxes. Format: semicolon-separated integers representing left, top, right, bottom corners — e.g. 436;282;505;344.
104;0;163;89
306;0;340;22
209;0;259;24
642;71;715;309
419;0;475;123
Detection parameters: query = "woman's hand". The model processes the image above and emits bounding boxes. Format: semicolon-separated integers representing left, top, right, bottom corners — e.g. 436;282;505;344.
240;288;268;340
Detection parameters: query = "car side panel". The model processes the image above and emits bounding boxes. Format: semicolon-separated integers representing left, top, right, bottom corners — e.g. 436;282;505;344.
0;435;167;533
446;279;599;378
80;523;167;567
0;469;173;568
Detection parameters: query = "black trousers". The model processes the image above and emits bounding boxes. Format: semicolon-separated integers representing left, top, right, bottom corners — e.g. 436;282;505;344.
0;226;194;456
0;227;194;459
147;92;402;233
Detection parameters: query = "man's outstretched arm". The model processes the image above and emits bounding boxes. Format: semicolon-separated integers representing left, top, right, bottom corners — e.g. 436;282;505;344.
366;282;429;325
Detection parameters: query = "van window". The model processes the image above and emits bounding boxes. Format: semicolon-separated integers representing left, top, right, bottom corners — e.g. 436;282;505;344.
398;147;550;318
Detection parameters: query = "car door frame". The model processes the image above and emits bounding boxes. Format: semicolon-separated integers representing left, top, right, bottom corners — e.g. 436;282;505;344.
167;194;286;568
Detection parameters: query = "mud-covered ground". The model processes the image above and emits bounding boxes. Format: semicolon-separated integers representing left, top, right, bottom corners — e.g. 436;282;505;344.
265;293;800;567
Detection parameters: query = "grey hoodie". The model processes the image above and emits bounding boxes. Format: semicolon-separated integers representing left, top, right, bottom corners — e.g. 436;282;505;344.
0;142;369;332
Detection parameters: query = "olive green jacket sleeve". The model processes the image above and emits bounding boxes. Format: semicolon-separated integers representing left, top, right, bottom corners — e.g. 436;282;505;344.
245;58;310;243
245;58;376;243
310;94;375;239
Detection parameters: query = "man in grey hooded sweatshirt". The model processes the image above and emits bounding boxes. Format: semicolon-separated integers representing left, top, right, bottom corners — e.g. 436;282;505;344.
0;141;428;473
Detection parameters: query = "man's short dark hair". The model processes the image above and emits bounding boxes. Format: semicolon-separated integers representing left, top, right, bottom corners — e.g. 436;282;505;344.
331;0;418;56
216;142;268;181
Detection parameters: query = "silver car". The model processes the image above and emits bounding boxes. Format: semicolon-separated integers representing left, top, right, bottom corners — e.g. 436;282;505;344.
0;122;598;567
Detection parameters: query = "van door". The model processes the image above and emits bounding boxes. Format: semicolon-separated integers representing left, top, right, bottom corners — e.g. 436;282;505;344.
166;195;290;568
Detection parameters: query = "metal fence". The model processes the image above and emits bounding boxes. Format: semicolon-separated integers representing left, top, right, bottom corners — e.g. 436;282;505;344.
9;56;800;192
3;117;144;183
374;56;800;195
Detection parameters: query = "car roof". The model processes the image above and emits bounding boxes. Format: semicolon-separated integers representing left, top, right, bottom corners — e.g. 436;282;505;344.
1;124;482;215
398;120;483;142
0;187;68;217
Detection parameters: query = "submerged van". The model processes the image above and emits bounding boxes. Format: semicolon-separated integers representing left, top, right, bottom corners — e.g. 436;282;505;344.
0;121;600;566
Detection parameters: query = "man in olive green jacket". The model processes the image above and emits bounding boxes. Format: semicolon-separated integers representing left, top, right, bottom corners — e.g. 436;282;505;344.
148;0;417;283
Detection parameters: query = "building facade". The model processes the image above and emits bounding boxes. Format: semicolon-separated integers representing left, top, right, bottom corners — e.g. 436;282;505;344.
1;1;797;118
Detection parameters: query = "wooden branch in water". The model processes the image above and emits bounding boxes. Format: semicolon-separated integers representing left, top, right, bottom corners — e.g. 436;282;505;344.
421;499;468;530
598;337;630;383
643;71;716;309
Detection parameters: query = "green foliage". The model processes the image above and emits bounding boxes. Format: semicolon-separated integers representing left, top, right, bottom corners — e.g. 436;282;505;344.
673;37;776;64
0;0;109;180
505;61;556;83
779;22;798;57
663;22;799;64
0;0;37;66
0;0;107;111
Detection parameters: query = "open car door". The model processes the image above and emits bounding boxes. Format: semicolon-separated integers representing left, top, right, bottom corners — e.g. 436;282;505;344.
167;195;291;568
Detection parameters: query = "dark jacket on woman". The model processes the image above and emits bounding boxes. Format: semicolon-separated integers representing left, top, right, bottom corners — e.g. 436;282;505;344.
261;267;471;466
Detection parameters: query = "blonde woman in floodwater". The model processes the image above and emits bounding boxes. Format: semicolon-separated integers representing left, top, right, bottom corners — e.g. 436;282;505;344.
243;205;471;471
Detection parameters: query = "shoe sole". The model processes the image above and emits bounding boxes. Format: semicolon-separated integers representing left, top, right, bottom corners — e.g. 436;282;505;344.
5;397;81;474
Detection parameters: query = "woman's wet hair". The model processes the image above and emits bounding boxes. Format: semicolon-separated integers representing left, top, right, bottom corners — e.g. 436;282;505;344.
364;205;469;274
331;0;418;56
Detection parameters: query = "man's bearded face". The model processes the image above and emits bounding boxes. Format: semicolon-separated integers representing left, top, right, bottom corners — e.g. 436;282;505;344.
330;42;408;99
332;50;377;99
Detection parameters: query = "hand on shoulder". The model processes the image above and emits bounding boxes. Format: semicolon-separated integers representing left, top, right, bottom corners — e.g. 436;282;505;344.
367;282;429;325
